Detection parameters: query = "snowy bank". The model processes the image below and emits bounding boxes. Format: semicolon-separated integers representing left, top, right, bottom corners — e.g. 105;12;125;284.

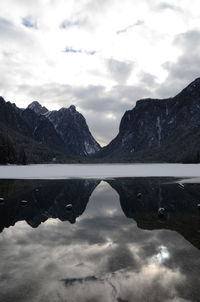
0;164;200;179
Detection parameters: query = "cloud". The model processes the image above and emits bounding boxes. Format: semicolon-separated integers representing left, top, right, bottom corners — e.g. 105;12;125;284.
60;16;88;29
106;58;134;84
60;20;80;29
156;30;200;98
0;16;38;53
156;2;181;11
116;20;144;34
85;0;116;13
139;72;158;86
0;17;24;40
64;47;96;55
22;16;37;29
0;16;12;27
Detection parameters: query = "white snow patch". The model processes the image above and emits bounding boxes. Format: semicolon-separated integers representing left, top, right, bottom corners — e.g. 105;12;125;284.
0;164;200;179
168;118;174;124
84;141;95;154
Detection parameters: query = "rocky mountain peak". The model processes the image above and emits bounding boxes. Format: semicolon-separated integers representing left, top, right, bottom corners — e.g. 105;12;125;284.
0;96;6;104
47;105;101;156
186;77;200;90
69;105;76;113
59;105;77;115
27;101;48;115
176;77;200;100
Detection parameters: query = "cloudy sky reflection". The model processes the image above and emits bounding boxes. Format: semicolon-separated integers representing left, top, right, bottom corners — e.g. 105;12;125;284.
0;180;200;301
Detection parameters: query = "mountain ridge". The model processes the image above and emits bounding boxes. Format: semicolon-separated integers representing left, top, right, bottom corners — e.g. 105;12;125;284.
0;97;100;163
95;77;200;162
1;77;200;163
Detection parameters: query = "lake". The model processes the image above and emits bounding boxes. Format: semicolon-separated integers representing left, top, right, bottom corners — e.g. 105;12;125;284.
0;167;200;301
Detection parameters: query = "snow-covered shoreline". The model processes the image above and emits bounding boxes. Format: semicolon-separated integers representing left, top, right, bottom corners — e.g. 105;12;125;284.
0;164;200;179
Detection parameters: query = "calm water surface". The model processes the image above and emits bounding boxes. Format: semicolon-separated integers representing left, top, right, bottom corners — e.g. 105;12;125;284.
0;177;200;302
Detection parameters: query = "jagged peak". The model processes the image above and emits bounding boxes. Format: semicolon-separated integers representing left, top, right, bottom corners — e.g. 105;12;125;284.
59;104;77;114
0;96;6;103
69;105;76;112
27;101;48;115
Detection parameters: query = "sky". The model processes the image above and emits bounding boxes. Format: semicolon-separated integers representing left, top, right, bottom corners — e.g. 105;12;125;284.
0;0;200;145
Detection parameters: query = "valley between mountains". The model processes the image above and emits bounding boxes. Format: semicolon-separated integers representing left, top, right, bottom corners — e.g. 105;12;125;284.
1;77;200;164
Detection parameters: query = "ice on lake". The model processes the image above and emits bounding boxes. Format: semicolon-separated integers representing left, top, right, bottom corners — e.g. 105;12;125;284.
0;163;200;179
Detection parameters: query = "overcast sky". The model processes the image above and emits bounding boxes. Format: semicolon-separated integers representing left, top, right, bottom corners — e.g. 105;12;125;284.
0;0;200;145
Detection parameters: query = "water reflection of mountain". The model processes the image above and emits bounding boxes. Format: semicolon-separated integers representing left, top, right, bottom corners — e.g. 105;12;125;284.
0;177;200;249
108;178;200;249
0;179;100;231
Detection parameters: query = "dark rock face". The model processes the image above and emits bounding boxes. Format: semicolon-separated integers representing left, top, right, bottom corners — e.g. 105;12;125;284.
0;97;72;164
0;97;30;136
97;78;200;162
0;97;101;163
25;102;101;156
21;108;66;153
47;105;101;156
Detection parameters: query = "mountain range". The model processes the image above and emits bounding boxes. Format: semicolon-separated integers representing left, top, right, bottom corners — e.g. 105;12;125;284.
0;97;100;164
1;77;200;164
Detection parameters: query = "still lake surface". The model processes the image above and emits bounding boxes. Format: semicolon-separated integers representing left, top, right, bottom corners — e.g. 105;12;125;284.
0;170;200;301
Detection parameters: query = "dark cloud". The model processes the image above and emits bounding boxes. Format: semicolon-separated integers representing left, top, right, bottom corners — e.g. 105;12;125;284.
106;58;134;84
64;47;96;55
60;17;88;29
22;17;37;29
64;47;82;54
60;20;80;29
116;20;144;34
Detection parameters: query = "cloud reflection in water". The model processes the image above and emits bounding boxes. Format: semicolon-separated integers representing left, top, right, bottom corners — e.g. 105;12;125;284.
0;178;199;301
